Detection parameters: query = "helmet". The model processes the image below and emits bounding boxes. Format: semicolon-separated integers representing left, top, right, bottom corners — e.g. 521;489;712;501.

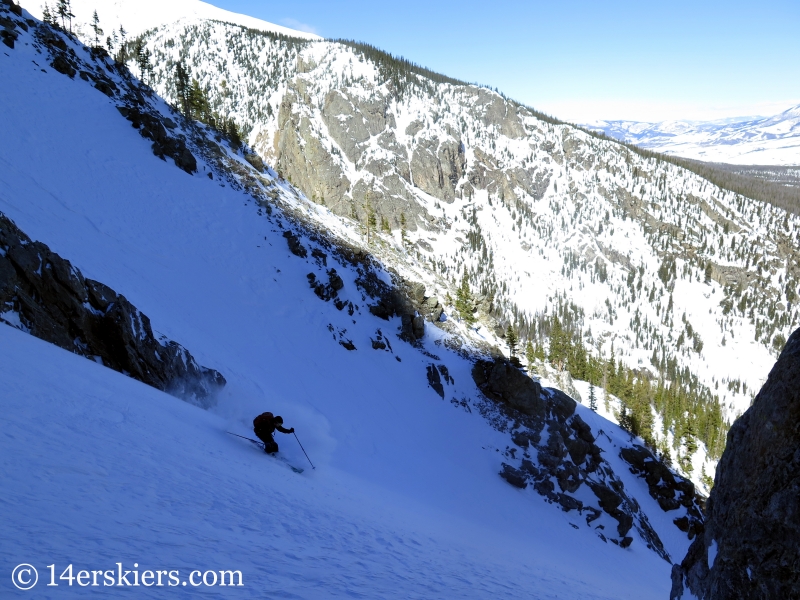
274;415;284;424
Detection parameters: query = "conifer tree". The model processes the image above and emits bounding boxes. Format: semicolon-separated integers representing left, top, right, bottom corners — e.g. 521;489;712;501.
547;317;568;371
618;404;634;434
506;324;518;358
188;78;212;123
173;61;191;116
525;340;535;370
364;192;377;245
115;25;127;63
56;0;74;32
455;274;475;326
90;10;103;48
400;212;409;248
589;384;597;411
42;3;55;26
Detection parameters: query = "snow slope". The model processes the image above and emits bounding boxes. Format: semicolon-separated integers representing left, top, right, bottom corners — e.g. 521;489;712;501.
0;13;679;598
2;325;671;599
28;0;320;40
585;105;800;166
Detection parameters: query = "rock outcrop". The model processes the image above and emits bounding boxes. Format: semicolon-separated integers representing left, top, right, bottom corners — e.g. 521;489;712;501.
472;358;669;559
0;212;225;405
621;445;705;540
472;358;546;419
671;327;800;599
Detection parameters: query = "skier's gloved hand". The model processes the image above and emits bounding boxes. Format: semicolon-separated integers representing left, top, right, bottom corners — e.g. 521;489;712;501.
288;428;295;433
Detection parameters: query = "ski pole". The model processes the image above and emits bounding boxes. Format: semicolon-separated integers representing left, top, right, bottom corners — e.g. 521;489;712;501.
293;432;315;469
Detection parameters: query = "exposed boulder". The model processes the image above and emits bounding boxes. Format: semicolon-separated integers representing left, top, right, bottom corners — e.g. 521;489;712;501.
51;54;76;77
307;268;344;302
472;358;545;418
283;230;308;258
0;212;225;405
500;463;528;489
244;153;265;172
426;364;444;398
671;327;800;600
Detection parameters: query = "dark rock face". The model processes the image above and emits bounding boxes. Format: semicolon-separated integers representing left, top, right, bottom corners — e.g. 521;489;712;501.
116;106;197;174
283;231;308;258
500;463;527;489
426;364;444;398
244;153;265;172
0;212;225;405
473;358;669;559
472;358;546;418
352;265;444;343
671;327;800;600
621;445;705;539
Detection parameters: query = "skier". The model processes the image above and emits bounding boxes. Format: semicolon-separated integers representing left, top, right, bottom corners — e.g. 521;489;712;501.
253;412;294;454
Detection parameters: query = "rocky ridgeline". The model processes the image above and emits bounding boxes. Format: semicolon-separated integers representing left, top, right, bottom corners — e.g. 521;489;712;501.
0;212;225;404
32;21;198;175
671;327;800;600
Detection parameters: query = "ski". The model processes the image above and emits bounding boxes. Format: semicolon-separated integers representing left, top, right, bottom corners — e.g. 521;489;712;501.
226;432;304;473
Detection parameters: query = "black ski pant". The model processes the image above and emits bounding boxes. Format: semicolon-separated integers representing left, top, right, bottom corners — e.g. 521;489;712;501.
255;431;279;454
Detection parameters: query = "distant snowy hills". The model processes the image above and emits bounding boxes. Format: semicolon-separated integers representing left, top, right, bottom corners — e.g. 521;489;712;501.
584;105;800;166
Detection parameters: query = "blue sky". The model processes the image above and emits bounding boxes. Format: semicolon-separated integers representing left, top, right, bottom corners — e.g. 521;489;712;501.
210;0;800;123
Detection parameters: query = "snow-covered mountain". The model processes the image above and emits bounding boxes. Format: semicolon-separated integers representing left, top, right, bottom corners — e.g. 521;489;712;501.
17;0;800;488
31;0;320;41
584;106;800;166
0;5;711;597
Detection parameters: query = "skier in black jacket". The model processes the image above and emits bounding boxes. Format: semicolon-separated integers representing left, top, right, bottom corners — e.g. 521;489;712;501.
253;412;294;454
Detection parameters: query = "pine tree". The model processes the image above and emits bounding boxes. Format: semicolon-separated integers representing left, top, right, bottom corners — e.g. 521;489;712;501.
90;10;104;48
525;340;535;371
174;61;191;116
589;384;597;411
547;317;568;371
42;3;55;26
224;118;243;149
135;40;152;84
400;212;409;248
506;324;518;358
115;25;127;63
618;404;634;434
364;192;377;245
188;79;211;123
56;0;74;32
455;274;475;326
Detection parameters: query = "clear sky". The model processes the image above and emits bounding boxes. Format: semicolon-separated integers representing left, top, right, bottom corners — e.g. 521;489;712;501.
208;0;800;124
